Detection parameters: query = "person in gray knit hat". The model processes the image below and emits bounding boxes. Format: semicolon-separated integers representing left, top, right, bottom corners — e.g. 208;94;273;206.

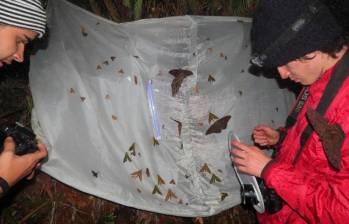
0;0;48;196
230;0;349;223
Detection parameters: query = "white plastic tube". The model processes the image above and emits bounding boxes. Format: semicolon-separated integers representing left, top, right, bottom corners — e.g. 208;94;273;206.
147;80;161;140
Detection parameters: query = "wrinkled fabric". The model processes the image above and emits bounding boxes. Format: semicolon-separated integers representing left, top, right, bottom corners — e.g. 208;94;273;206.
259;60;349;223
29;0;294;217
306;107;344;170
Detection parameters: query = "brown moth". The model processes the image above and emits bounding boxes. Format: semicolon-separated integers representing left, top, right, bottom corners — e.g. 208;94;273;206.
221;192;228;201
91;170;99;178
208;112;219;124
130;169;142;181
80;26;88;36
128;143;136;156
146;168;151;177
199;163;211;174
165;189;178;201
210;173;222;184
169;69;193;97
153;137;159;146
205;115;231;135
157;175;166;185
152;185;162;195
208;75;215;83
123;152;132;163
170;118;182;137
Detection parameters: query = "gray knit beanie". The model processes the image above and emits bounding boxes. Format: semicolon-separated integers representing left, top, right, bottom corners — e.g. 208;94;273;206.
250;0;343;68
0;0;47;38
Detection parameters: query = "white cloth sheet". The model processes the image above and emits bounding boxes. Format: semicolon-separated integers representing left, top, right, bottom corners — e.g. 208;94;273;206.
29;0;294;216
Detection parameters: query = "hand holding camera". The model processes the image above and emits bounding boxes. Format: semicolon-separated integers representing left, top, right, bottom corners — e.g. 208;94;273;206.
0;123;48;195
0;122;38;155
229;131;283;214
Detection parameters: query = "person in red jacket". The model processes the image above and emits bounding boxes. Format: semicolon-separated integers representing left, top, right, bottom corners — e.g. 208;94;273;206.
0;0;48;196
231;0;349;223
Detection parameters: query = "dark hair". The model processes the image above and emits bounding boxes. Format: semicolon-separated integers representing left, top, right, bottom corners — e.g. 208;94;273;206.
320;33;349;58
319;0;349;57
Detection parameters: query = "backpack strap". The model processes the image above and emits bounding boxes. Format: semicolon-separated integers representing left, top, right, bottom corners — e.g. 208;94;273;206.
292;50;349;165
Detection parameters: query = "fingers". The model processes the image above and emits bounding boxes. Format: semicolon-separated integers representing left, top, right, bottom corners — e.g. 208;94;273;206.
253;124;279;146
230;142;271;177
231;141;251;151
254;136;268;145
256;141;268;146
24;157;43;181
253;128;269;141
33;143;48;161
254;135;268;141
230;141;249;160
233;158;246;168
231;146;245;164
254;124;269;131
235;165;249;175
27;170;35;180
2;137;16;153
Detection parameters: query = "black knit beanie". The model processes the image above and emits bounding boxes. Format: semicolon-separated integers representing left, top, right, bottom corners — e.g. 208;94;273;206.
250;0;343;68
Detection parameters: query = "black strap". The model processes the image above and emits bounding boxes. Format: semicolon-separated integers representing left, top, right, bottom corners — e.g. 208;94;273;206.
292;50;349;164
285;87;310;129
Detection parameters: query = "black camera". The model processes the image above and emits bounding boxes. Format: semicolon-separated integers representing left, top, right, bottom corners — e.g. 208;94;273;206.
242;178;283;214
257;178;283;214
0;122;37;155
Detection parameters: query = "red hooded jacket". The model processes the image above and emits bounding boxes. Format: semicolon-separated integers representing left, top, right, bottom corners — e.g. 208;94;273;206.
258;58;349;223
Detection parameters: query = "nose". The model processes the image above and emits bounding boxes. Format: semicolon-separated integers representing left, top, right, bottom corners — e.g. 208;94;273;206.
12;43;25;63
277;66;290;79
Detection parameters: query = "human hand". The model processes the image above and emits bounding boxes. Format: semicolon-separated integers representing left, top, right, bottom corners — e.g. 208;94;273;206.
252;124;279;146
0;137;48;188
231;141;272;177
